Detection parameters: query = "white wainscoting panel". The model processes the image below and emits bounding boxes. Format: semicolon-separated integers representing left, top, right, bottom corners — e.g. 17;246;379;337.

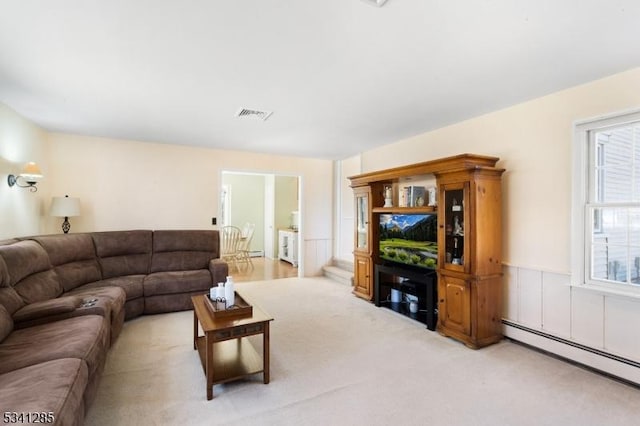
604;295;640;360
541;271;571;338
571;288;605;349
502;265;519;321
517;268;543;328
502;264;639;384
303;238;332;277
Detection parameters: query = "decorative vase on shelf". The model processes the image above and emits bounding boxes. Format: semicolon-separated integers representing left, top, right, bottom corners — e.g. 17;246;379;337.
383;185;393;207
427;187;437;207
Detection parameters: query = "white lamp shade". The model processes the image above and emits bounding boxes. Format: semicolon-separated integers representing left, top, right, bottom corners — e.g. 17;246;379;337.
20;162;43;183
50;196;80;217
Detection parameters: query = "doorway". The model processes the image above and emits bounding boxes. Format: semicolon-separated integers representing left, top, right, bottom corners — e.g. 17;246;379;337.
220;171;301;277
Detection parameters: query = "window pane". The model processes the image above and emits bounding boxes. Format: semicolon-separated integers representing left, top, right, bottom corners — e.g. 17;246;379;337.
595;125;640;202
631;245;640;286
595;207;628;245
591;207;634;285
635;125;640;201
630;208;640;247
592;244;627;284
599;165;634;202
630;208;640;286
591;239;609;280
587;118;640;289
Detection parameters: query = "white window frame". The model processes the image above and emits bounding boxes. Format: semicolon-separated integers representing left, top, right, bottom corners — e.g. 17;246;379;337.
572;109;640;298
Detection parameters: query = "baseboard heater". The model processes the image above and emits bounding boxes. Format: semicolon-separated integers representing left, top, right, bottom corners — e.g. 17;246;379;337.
502;319;640;387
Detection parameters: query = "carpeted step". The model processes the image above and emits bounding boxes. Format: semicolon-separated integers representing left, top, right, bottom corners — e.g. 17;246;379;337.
322;265;353;286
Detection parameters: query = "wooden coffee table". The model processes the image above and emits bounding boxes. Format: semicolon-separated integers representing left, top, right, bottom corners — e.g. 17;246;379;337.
191;293;274;400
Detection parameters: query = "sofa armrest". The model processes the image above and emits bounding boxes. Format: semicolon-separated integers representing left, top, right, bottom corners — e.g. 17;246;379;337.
209;259;229;285
13;296;83;324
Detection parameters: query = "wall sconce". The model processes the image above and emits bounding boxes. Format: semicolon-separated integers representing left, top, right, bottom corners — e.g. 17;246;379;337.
50;195;81;234
7;162;44;192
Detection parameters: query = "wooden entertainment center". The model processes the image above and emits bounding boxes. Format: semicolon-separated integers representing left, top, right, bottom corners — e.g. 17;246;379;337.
349;153;505;348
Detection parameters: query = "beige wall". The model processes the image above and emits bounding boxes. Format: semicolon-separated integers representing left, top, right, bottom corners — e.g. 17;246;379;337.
362;69;640;273
0;103;50;239
362;67;640;274
0;103;333;276
41;132;332;276
355;67;640;383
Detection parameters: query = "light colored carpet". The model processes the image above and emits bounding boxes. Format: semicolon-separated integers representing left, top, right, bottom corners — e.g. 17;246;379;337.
86;277;639;426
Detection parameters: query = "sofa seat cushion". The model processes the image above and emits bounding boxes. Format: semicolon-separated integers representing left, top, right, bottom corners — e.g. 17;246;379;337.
70;276;144;301
64;286;126;343
0;315;108;378
0;358;88;426
143;270;211;297
69;281;143;321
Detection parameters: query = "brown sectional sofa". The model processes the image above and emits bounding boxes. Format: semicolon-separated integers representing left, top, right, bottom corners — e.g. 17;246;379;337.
0;230;228;426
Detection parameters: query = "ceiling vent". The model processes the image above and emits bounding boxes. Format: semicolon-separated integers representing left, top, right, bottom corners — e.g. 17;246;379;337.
361;0;389;7
235;108;273;121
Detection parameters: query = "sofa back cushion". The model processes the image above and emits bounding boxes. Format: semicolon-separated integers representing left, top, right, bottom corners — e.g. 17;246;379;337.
92;230;152;278
0;254;25;315
0;253;25;315
0;240;62;304
0;304;13;342
33;234;102;292
0;288;25;316
150;230;220;273
0;251;10;289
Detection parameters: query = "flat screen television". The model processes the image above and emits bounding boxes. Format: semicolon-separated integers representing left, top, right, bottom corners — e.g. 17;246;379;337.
379;213;438;269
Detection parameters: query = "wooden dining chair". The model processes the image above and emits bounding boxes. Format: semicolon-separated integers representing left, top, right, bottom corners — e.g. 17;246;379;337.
220;225;242;271
237;223;256;268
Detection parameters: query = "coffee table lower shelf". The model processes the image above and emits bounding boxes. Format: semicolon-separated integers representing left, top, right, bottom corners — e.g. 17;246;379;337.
195;336;264;384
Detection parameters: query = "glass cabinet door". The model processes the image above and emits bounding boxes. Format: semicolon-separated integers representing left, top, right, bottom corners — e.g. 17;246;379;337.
355;189;370;252
441;183;470;271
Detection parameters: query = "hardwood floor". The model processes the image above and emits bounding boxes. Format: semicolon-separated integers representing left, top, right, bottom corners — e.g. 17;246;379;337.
229;257;299;282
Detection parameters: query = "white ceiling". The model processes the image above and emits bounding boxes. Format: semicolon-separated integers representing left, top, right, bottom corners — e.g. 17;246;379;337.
1;1;640;160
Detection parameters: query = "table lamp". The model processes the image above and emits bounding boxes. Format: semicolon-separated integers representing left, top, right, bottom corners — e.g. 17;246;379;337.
50;195;80;234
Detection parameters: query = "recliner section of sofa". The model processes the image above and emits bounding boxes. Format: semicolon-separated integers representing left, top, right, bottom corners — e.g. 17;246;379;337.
0;358;88;426
144;230;227;314
32;234;125;342
0;229;228;426
89;230;152;319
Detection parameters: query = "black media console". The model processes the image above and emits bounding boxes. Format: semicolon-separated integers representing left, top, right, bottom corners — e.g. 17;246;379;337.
374;263;438;331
